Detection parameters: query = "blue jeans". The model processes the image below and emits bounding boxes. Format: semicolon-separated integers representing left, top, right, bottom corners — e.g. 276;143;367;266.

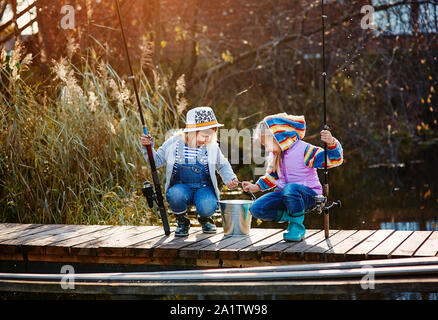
166;184;218;217
166;158;217;217
249;183;317;221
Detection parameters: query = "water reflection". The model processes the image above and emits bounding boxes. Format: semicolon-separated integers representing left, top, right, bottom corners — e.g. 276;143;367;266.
390;292;437;300
380;220;438;231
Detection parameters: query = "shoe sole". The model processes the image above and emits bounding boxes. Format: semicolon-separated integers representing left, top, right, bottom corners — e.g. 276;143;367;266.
283;236;304;242
175;233;189;237
202;230;217;234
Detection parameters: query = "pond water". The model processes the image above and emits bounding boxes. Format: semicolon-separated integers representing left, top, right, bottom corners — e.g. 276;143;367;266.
2;291;437;300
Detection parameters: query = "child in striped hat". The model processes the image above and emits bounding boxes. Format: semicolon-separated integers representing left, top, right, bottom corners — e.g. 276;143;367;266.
141;107;239;237
242;113;343;242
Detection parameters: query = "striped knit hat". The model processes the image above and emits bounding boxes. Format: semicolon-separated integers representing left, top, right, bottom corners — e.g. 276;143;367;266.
263;113;306;151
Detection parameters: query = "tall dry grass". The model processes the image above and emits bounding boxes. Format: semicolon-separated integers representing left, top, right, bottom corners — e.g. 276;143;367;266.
0;41;185;226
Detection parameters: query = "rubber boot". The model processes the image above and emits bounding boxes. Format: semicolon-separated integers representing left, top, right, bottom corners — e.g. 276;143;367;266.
280;211;306;242
175;213;190;237
198;216;217;234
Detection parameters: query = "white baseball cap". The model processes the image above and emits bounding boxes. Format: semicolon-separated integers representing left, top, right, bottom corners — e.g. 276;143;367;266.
183;106;224;133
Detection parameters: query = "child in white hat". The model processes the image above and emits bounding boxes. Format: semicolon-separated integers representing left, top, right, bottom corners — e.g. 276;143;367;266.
141;107;239;236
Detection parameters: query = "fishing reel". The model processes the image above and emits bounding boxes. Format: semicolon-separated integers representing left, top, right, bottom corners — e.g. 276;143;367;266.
142;181;157;209
313;195;342;215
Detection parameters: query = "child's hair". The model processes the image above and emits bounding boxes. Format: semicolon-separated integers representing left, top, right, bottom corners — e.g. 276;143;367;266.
254;120;283;175
184;127;218;147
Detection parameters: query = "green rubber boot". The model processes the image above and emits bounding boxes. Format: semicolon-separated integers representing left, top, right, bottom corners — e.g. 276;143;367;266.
280;211;306;242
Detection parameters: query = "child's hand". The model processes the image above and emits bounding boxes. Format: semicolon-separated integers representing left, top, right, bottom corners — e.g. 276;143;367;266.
242;181;261;193
320;130;336;147
141;134;153;147
226;178;239;190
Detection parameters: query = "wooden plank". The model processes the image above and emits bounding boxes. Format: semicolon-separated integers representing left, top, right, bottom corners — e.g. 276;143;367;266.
238;231;286;260
0;224;46;242
367;230;413;259
345;229;395;261
94;226;164;248
390;231;433;258
196;228;267;260
44;225;117;256
0;225;73;254
103;226;175;254
70;226;139;256
414;231;438;257
0;224;49;242
218;229;283;260
23;225;113;256
93;225;158;249
0;223;15;231
126;227;202;258
95;226;169;257
0;225;68;243
153;229;222;258
31;225;111;246
17;253;160;266
178;233;228;259
18;225;86;246
303;230;358;261
178;229;262;259
0;223;28;233
0;252;23;261
281;229;340;261
325;230;377;262
260;229;321;261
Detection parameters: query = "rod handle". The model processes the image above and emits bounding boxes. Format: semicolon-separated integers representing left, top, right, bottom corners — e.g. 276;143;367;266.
324;212;330;238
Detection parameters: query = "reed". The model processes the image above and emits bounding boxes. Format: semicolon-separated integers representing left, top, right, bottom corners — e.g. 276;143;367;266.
0;41;182;226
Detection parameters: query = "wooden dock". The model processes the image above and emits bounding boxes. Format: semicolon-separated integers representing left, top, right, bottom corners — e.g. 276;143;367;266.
0;223;437;270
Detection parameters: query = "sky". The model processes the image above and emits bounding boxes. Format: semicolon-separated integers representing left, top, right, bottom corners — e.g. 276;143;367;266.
372;0;438;34
1;0;38;35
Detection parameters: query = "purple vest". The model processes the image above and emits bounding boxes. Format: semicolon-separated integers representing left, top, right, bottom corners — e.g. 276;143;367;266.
276;140;322;195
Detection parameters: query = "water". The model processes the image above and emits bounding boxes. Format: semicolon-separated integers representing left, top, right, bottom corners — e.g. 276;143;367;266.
2;291;437;300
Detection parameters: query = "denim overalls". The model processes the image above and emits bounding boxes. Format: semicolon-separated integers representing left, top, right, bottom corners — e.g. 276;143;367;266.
165;147;218;217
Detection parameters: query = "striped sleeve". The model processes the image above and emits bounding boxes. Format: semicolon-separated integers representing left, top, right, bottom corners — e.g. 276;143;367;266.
303;139;343;169
255;171;279;191
255;153;279;191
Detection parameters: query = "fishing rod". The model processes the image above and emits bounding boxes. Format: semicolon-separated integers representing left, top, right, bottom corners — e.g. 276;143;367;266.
314;0;341;238
114;0;170;236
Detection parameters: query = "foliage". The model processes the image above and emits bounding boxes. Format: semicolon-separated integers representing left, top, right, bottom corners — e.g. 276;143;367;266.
0;40;181;225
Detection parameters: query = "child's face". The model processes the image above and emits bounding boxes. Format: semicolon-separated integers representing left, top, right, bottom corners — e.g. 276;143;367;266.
260;135;282;153
196;128;216;146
